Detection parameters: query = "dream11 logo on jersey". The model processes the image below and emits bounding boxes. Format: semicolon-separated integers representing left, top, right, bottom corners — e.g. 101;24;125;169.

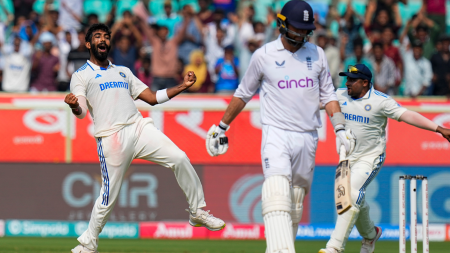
278;75;314;89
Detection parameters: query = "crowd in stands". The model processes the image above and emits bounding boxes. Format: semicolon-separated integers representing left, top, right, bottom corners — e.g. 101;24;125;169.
0;0;449;98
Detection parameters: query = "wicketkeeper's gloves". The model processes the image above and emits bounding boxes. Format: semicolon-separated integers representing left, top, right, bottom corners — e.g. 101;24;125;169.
206;122;229;157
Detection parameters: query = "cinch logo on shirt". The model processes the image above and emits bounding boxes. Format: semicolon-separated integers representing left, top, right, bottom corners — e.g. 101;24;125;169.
344;112;370;124
278;76;314;89
99;81;129;91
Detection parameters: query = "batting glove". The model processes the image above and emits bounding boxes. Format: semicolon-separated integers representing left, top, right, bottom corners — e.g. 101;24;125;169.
336;128;356;156
206;123;229;157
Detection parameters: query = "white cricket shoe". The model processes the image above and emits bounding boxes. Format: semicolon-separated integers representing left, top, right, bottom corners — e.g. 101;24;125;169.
187;209;226;231
71;244;98;253
318;248;339;253
360;226;382;253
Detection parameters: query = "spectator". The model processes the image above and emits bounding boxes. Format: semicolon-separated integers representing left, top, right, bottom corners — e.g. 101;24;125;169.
135;55;152;88
111;36;138;74
213;0;236;13
370;42;396;95
86;14;100;28
1;35;33;92
18;20;38;42
67;30;90;76
198;0;214;25
205;27;226;82
154;0;182;39
401;41;432;98
206;9;236;47
59;0;83;31
177;5;203;64
422;0;447;34
381;26;403;88
13;0;34;25
214;45;239;93
339;3;363;59
111;11;142;47
141;16;190;91
340;37;374;87
44;3;63;37
364;0;402;36
183;50;213;93
57;31;74;91
317;31;340;89
30;32;60;92
430;35;450;97
402;12;440;59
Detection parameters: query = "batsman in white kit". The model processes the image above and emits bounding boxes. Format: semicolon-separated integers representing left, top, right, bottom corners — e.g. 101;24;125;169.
319;64;450;253
64;24;225;253
206;1;356;252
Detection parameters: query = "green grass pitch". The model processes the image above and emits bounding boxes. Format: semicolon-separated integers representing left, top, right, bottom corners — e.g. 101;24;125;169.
0;238;449;253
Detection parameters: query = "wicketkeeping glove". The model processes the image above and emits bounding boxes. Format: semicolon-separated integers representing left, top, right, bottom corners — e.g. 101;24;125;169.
206;124;229;157
336;128;356;156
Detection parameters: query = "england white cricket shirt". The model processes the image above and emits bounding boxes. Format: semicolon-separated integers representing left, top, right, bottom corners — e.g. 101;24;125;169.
234;36;338;132
70;60;148;137
336;87;407;164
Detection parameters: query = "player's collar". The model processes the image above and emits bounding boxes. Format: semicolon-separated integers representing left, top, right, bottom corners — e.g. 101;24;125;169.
87;60;113;71
276;35;307;51
352;86;372;101
276;35;284;51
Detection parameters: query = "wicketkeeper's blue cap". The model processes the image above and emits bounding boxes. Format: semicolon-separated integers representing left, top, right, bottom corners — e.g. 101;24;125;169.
339;64;372;81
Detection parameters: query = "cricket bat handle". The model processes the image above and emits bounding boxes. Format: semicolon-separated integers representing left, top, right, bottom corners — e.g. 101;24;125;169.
339;145;346;162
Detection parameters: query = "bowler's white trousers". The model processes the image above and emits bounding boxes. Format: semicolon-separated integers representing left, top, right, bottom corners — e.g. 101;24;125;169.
326;153;386;252
78;117;206;250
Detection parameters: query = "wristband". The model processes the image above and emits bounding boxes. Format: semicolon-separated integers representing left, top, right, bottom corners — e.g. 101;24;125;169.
330;112;346;132
156;89;170;104
219;121;230;131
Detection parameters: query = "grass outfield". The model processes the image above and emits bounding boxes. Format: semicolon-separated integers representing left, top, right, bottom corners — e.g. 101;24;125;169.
0;238;449;253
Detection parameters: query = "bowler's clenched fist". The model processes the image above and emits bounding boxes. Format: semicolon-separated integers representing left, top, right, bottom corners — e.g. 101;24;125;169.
183;71;197;88
65;93;79;109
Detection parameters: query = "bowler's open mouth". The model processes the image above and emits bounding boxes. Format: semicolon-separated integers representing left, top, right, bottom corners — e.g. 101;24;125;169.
98;44;107;53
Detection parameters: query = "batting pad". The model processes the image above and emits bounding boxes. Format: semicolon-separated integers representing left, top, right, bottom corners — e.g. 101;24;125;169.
262;176;295;253
291;186;306;241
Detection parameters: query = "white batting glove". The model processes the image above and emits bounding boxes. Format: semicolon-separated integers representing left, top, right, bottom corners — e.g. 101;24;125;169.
206;123;229;157
336;128;356;156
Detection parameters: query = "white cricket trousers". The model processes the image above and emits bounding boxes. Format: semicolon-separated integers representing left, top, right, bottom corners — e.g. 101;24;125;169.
78;117;206;250
261;124;318;191
326;154;385;252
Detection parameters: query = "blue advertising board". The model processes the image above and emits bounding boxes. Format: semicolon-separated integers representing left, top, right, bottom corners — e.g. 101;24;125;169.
5;220;138;238
310;166;450;225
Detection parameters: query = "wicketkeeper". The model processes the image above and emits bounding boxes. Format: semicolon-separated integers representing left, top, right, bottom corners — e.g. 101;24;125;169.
319;64;450;253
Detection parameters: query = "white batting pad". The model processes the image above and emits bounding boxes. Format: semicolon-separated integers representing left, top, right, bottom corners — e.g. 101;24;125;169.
262;176;295;253
291;186;306;241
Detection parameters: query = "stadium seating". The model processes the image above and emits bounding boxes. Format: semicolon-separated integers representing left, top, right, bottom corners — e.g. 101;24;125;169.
84;0;113;23
115;0;139;18
0;0;13;23
149;0;180;16
32;0;60;14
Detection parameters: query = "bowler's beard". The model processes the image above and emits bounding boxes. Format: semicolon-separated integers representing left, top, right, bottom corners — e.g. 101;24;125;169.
92;43;110;61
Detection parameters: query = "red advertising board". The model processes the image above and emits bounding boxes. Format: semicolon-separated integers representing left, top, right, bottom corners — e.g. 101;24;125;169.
139;222;265;240
0;94;449;165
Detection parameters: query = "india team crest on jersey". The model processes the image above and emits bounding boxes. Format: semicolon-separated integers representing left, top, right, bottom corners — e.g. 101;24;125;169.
365;104;372;111
119;72;126;78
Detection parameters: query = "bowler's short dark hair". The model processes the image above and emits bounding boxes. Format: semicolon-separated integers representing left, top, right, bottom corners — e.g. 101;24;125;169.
85;23;111;43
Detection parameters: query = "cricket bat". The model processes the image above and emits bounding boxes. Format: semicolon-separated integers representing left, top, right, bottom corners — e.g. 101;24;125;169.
335;145;352;214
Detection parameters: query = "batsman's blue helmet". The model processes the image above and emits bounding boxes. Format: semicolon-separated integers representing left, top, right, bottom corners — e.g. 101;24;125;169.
278;0;316;32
